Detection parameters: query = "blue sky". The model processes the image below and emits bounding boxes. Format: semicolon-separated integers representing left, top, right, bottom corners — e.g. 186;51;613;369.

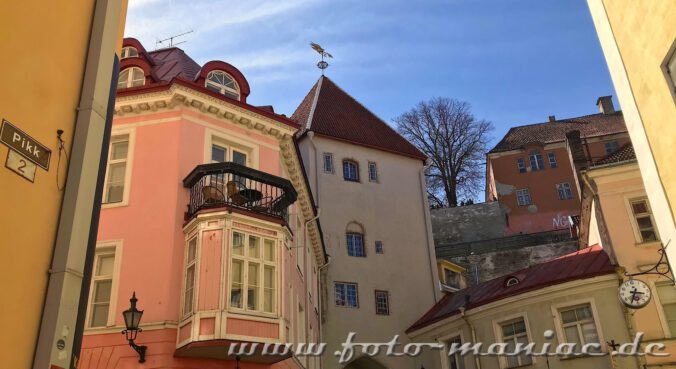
125;0;615;148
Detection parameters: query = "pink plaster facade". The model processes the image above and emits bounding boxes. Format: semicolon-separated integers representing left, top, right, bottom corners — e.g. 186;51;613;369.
82;59;323;368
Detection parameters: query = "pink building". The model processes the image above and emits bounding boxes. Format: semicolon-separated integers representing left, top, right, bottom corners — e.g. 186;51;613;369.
79;38;326;369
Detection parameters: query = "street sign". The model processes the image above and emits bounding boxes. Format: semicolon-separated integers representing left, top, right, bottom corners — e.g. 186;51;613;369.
5;149;37;182
0;119;51;170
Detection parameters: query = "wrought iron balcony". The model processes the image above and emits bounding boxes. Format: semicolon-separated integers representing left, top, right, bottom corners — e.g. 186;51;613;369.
183;162;297;222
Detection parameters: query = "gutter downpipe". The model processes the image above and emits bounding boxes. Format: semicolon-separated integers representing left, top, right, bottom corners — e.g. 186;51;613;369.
317;253;331;369
459;306;481;369
420;160;441;301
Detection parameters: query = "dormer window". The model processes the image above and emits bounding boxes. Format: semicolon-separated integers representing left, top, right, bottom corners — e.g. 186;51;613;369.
121;46;138;59
505;276;520;287
205;70;240;100
117;67;145;89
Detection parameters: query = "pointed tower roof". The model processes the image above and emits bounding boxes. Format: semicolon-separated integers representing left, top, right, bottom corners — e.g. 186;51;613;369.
292;76;426;160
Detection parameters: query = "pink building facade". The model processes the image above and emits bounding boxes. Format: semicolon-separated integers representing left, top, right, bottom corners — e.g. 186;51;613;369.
79;39;326;369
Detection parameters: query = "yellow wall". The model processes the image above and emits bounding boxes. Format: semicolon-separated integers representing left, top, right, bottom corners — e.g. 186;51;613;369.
0;2;126;368
600;0;676;223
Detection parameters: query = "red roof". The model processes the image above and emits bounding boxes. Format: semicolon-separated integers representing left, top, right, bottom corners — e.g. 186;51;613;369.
592;143;636;166
407;245;615;333
489;112;627;154
147;47;201;81
291;76;426;160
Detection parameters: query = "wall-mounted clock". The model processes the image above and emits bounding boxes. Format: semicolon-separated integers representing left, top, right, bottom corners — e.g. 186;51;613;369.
618;279;651;309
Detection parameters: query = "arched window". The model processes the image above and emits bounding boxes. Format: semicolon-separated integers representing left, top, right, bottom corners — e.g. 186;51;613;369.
121;46;138;59
343;160;359;182
346;222;365;257
205;70;240;100
117;67;145;89
504;276;520;287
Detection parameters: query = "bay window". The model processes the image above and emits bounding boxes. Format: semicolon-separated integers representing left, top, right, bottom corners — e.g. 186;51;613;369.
230;231;277;314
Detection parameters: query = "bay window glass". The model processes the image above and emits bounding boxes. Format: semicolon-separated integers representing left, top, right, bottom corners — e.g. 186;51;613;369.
230;231;276;313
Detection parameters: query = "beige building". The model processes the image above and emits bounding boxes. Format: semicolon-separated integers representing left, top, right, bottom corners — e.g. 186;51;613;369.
576;143;676;368
293;76;441;369
587;0;676;273
408;246;640;369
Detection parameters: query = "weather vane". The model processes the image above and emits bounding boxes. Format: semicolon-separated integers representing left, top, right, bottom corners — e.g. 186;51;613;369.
310;42;332;75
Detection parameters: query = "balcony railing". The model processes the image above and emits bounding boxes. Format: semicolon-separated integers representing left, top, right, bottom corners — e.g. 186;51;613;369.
183;162;297;222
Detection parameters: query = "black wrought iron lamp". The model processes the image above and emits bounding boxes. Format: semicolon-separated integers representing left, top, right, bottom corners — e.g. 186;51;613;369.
121;292;147;363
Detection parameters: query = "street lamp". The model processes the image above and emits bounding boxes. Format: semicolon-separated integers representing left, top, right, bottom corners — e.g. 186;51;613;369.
121;292;147;363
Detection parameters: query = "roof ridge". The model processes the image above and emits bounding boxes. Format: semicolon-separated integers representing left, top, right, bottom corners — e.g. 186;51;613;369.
304;76;323;130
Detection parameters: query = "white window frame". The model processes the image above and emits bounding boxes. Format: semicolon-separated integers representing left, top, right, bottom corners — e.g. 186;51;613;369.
181;234;199;319
334;282;359;308
117;67;145;89
346;232;365;257
102;129;135;208
205;70;240;100
548;152;558;168
516;158;526;173
653;281;676;338
492;313;535;368
604;140;620;155
228;230;278;315
121;46;138;59
368;161;378;182
624;194;660;245
343;159;359;182
323;153;334;173
551;298;605;355
438;330;467;369
556;182;573;200
204;129;259;169
85;241;122;329
529;150;544;171
515;188;532;206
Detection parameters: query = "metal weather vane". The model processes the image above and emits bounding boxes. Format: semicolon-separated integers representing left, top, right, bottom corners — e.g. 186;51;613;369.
311;42;332;75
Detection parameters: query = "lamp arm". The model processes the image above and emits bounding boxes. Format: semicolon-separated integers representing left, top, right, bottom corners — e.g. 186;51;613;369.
128;339;147;363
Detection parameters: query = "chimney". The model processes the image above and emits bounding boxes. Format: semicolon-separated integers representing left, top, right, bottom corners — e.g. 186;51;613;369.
596;96;615;114
548;115;556;122
565;130;588;200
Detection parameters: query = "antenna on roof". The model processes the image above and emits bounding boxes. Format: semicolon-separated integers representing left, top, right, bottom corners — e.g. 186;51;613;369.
155;30;194;50
310;42;332;75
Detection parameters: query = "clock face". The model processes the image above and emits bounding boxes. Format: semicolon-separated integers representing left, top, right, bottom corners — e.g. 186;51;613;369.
619;279;652;309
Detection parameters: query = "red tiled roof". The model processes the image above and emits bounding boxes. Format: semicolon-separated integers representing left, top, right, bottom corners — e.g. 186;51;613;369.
592;143;636;166
489;112;627;154
291;76;426;160
407;245;615;333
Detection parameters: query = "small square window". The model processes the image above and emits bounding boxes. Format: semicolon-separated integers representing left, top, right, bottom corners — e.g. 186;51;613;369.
375;241;383;254
375;290;389;315
323;153;334;173
604;140;620;155
548;152;558;168
630;198;659;243
368;162;378;182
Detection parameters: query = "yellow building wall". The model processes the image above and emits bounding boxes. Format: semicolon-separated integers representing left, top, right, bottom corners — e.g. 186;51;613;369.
0;2;127;368
600;0;676;223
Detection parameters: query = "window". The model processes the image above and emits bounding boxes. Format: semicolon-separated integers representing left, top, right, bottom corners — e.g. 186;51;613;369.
183;236;197;317
346;232;365;257
516;158;526;173
205;70;240;100
368;162;378;182
446;336;465;369
657;283;676;336
604;140;620;154
529;150;544;171
443;268;462;289
88;247;117;328
375;240;383;254
499;318;532;368
558;304;601;353
323;153;334;173
515;189;532;206
117;67;145;89
375;290;389;315
296;216;304;274
230;231;277;313
505;276;519;287
335;282;358;307
211;143;247;165
556;182;573;200
343;160;359;182
121;46;138;59
103;135;129;204
630;198;659;242
548;152;558;168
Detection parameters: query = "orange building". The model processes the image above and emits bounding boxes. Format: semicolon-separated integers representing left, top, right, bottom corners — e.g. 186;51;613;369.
78;38;326;369
486;96;630;234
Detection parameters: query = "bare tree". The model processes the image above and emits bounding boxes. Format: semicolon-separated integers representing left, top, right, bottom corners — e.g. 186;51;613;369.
395;97;492;207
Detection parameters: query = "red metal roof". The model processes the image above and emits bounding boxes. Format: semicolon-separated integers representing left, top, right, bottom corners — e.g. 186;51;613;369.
147;47;201;81
291;76;426;160
489;112;627;154
407;245;615;333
